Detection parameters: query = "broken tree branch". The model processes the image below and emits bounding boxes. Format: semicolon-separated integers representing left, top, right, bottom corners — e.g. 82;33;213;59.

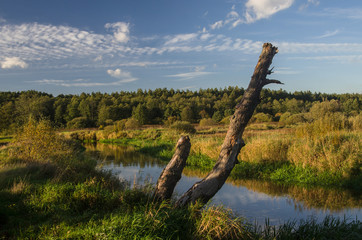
154;136;191;201
176;43;281;207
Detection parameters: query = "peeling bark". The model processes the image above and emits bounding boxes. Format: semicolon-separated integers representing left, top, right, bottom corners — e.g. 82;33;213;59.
176;43;282;207
154;135;191;201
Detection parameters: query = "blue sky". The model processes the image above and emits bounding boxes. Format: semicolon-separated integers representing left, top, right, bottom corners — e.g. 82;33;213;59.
1;0;362;95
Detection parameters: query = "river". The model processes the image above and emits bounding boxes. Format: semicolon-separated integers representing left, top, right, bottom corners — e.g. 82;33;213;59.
85;143;361;225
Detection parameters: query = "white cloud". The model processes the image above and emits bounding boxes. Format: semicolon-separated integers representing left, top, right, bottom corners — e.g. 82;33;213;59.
314;29;339;39
94;55;103;62
277;42;362;54
194;66;206;72
0;17;6;24
288;55;362;63
167;71;213;80
164;33;198;45
245;0;294;23
274;67;300;74
322;8;362;20
107;68;132;78
1;57;28;69
105;22;130;43
200;33;212;41
299;0;320;11
30;77;137;87
210;21;224;30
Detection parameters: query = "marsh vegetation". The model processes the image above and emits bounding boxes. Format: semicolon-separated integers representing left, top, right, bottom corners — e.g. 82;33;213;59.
0;87;361;239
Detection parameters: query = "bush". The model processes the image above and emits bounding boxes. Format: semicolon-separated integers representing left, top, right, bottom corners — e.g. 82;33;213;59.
125;118;141;130
9;119;82;163
163;116;178;126
199;118;216;127
67;117;91;129
349;113;362;130
296;113;350;137
170;121;196;134
251;113;273;123
212;111;223;123
279;113;306;125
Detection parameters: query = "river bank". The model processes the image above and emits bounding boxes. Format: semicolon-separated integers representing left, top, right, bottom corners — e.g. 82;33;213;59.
1;120;361;239
65;121;361;191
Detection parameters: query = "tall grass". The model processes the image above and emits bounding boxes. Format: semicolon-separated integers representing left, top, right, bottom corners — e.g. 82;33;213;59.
1;120;361;239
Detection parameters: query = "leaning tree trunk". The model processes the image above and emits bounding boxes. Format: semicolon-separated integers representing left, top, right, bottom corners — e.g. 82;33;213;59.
153;136;191;201
176;43;282;207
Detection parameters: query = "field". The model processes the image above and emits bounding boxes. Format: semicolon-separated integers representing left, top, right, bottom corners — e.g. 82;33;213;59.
0;120;361;239
0;89;361;239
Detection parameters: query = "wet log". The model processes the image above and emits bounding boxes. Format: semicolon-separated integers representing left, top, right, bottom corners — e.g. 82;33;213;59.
176;43;282;207
154;136;191;201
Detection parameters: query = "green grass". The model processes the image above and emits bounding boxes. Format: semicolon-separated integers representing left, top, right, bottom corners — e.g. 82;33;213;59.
1;121;361;239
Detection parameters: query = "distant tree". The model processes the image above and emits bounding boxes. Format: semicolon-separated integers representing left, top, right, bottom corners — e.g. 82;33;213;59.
65;96;81;122
212;111;223;123
132;104;149;125
180;106;194;123
0;101;15;132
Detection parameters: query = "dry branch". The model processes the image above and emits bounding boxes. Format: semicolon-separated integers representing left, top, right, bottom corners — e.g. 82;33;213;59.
153;135;191;201
176;43;282;207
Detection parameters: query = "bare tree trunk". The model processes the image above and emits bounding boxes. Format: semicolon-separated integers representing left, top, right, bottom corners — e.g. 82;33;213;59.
176;43;282;207
154;136;191;201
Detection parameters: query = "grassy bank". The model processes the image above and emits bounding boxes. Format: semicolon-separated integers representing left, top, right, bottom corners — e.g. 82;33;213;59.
1;120;361;239
68;119;361;190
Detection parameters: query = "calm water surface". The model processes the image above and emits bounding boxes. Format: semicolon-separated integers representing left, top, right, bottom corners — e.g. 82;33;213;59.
86;143;361;225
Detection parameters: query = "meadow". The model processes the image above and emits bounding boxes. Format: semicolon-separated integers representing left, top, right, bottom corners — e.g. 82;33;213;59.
66;108;361;190
0;89;361;239
0;119;361;239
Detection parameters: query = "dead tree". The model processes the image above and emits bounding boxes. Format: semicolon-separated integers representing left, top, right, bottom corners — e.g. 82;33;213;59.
156;43;282;207
153;136;191;201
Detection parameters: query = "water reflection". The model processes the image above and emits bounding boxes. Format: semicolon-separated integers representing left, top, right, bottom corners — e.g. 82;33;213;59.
85;143;361;225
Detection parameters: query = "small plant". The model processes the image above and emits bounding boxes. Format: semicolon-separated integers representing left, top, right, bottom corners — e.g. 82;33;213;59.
170;121;196;134
196;205;252;240
199;118;216;127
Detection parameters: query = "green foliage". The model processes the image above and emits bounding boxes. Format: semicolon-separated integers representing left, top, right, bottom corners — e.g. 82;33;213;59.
252;112;273;123
132;103;149;125
8;119;79;163
170;121;196;134
212;111;224;123
0;89;361;133
181;106;195;123
66;117;91;129
163;116;178;126
279;112;306;125
199;118;216;127
124;118;141;130
307;99;341;121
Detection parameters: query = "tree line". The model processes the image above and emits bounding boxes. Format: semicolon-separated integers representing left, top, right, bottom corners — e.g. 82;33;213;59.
0;87;361;133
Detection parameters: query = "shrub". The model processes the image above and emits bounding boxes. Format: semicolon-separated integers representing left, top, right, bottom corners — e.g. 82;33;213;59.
279;113;306;125
104;119;114;126
251;113;273;123
307;99;341;121
170;121;196;134
114;119;127;132
9;119;81;163
163;116;178;126
349;113;362;130
296;113;350;137
212;111;224;123
67;117;91;129
199;118;216;127
125;118;141;130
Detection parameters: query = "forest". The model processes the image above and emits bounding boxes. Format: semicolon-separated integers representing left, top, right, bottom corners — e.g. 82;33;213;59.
0;87;361;133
